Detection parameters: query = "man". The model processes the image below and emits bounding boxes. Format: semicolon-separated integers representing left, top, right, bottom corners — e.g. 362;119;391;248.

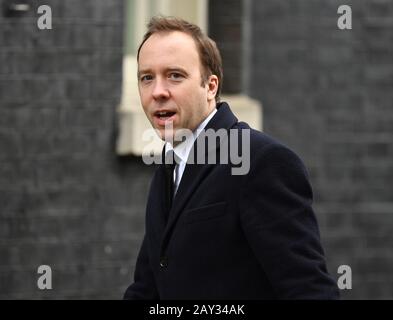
124;16;339;299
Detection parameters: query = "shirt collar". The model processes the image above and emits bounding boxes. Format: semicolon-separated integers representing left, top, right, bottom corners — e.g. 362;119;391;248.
165;108;217;163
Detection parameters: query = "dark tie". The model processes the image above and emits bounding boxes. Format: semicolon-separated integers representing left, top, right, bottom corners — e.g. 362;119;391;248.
164;150;177;221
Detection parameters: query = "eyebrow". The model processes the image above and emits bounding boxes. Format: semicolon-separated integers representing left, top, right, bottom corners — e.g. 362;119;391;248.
137;66;188;78
137;68;151;78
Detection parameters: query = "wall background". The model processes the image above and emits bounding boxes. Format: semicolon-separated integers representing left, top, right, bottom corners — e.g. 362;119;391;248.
1;0;392;299
247;0;393;299
0;0;152;299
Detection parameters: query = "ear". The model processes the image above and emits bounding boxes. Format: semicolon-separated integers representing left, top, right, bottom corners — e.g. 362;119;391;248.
206;75;219;102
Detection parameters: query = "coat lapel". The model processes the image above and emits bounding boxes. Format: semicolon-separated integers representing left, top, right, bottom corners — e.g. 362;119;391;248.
146;166;168;240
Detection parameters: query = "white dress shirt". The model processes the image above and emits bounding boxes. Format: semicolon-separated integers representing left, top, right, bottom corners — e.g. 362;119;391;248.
165;108;217;195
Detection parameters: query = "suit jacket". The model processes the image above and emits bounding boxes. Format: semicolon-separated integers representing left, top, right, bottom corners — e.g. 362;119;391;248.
124;102;339;299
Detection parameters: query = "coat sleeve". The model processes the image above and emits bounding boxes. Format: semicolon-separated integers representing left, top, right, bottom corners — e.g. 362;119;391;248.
123;235;159;300
239;143;339;299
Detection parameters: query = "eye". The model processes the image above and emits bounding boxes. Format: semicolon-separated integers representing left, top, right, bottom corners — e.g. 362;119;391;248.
168;72;184;81
140;74;153;82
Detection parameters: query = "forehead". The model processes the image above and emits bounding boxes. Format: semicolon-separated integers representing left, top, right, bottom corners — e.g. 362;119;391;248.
138;31;201;70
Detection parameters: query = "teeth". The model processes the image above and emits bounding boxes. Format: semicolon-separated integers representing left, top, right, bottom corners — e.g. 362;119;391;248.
157;111;172;116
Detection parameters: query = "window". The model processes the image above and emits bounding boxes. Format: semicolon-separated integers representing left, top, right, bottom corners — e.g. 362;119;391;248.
117;0;207;155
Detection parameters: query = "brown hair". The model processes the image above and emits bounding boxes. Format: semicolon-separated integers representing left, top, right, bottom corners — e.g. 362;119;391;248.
137;16;223;103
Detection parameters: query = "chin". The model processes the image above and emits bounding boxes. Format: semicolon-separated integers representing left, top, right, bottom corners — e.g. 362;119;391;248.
160;129;175;143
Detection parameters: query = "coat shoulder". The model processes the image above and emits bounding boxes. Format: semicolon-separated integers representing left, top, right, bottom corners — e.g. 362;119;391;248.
234;121;301;162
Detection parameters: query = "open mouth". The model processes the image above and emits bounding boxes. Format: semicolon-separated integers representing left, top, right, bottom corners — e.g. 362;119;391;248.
155;111;176;121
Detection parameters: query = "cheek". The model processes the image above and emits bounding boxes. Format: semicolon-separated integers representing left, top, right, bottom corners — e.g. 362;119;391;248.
182;105;199;129
139;89;151;109
139;88;147;101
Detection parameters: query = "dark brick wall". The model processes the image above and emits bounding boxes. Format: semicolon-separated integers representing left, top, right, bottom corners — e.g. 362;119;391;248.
248;0;393;299
0;0;153;299
209;0;243;94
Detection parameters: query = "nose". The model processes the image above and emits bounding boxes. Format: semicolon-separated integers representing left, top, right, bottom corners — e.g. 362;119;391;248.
152;78;170;101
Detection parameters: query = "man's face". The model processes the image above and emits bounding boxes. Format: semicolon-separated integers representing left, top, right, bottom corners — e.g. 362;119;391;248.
138;31;218;143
